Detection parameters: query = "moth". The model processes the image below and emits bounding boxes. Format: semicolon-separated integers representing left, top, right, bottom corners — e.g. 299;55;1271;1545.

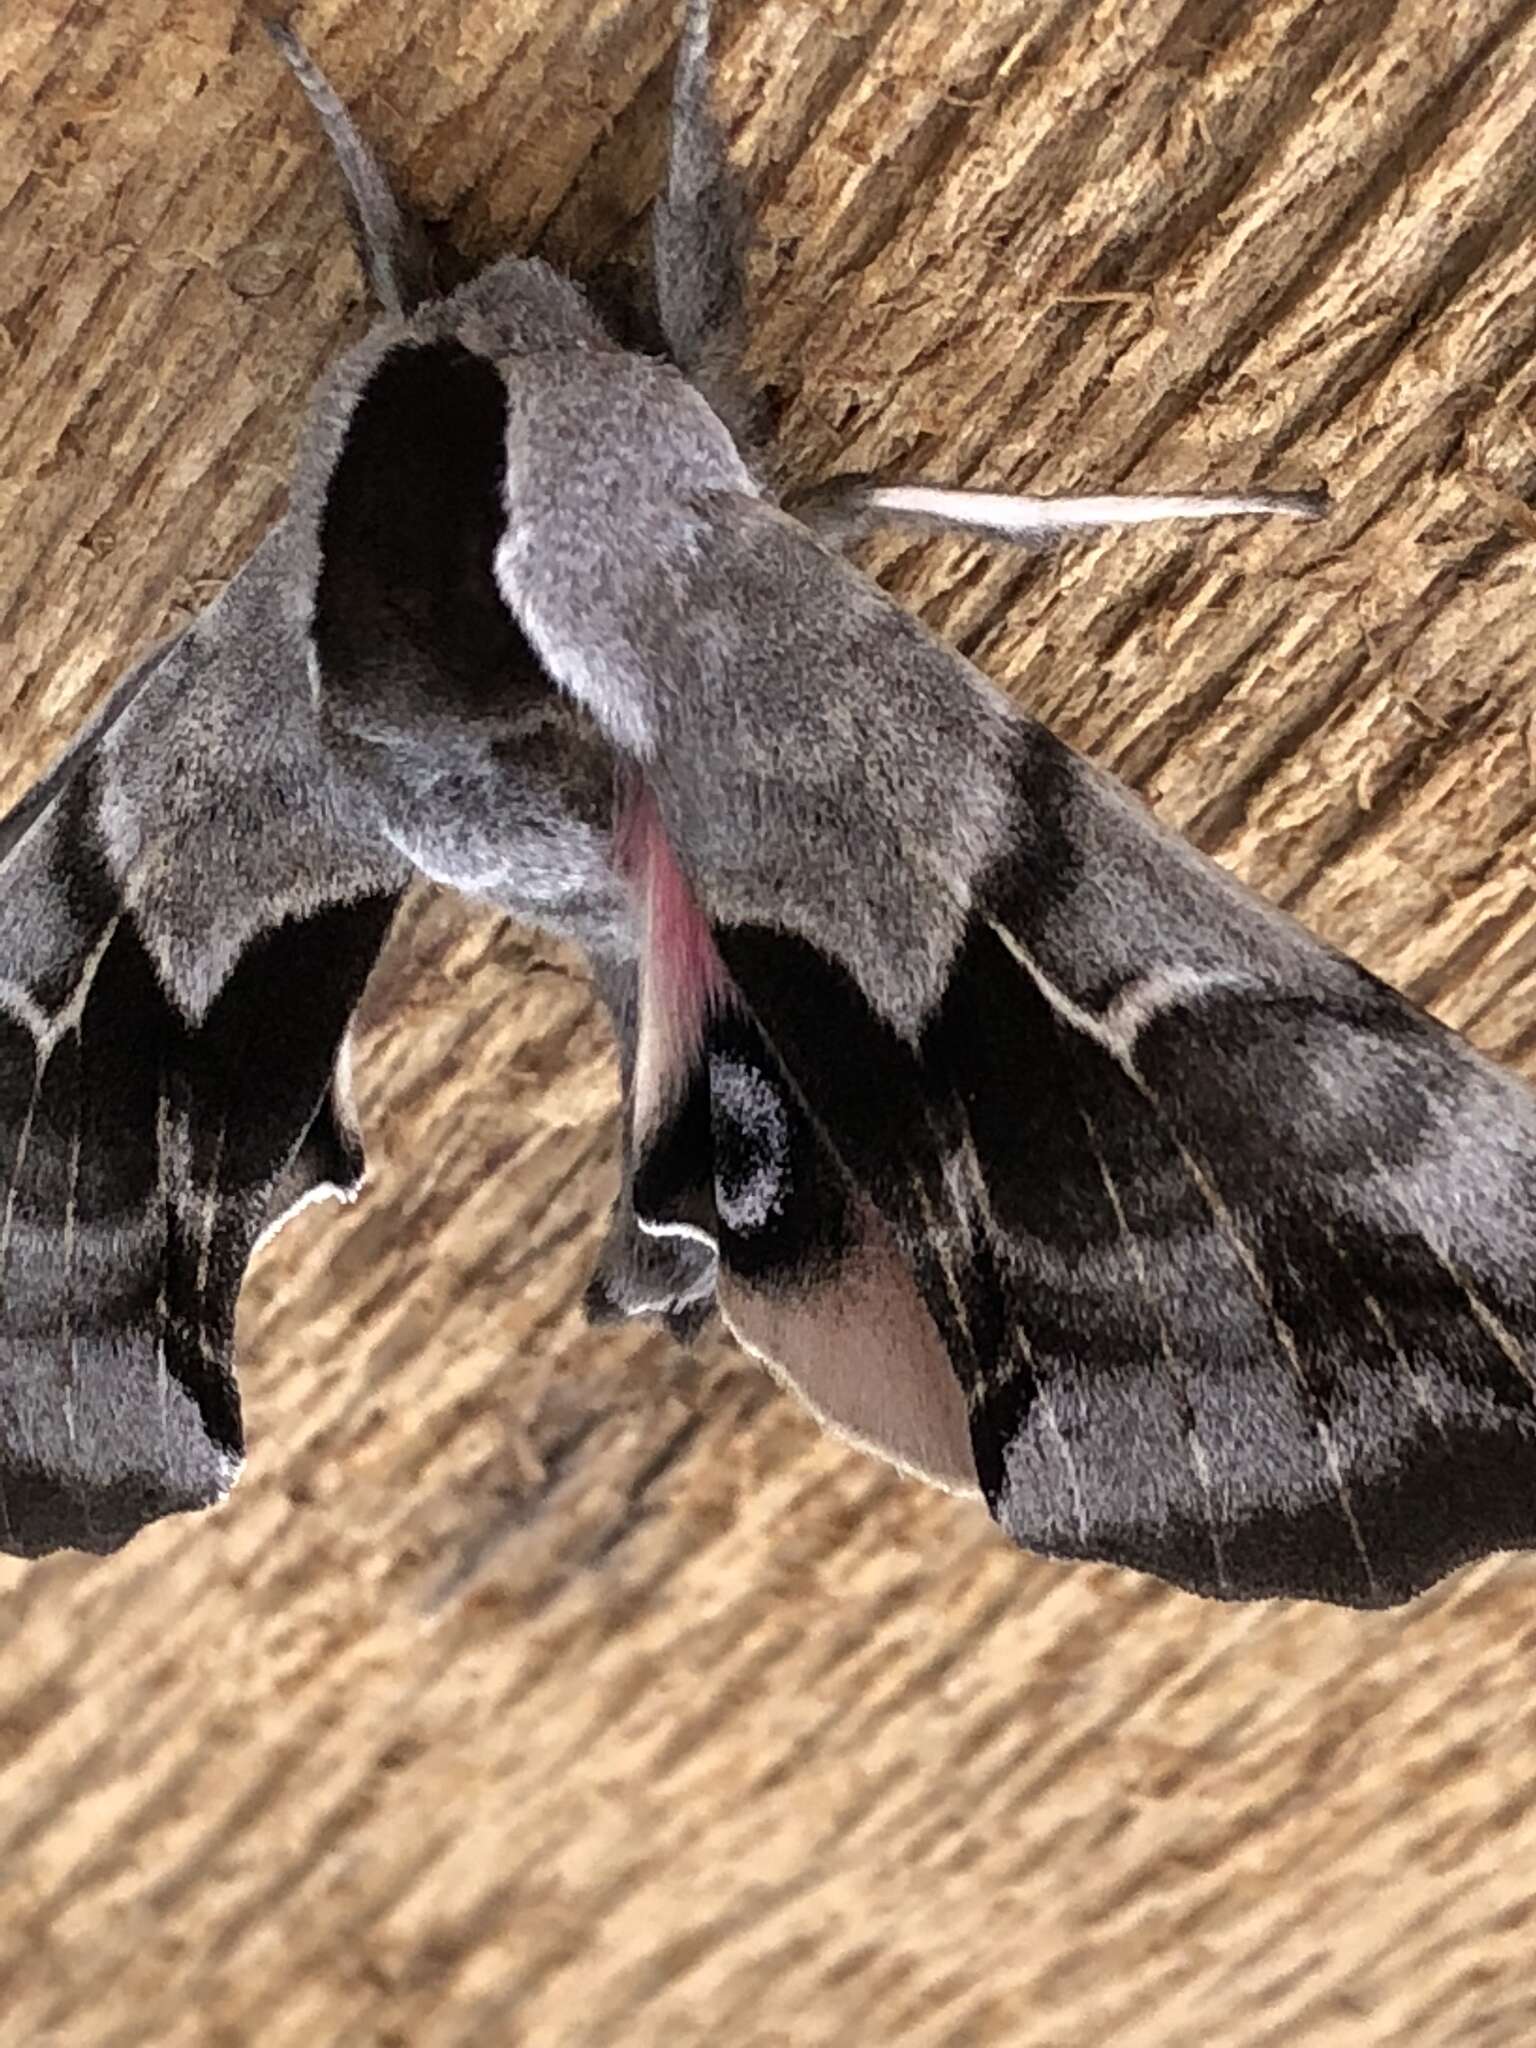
7;4;1514;1612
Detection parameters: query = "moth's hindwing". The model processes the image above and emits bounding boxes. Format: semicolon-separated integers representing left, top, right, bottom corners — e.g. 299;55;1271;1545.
703;725;1536;1607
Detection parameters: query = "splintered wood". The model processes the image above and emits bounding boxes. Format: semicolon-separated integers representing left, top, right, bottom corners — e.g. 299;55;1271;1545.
2;2;1535;2043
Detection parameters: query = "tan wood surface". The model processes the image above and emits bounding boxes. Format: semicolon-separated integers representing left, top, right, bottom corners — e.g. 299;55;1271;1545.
3;1;1536;2042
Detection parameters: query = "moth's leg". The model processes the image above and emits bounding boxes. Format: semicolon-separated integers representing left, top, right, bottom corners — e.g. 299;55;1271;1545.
266;21;434;315
788;477;1328;549
653;0;769;452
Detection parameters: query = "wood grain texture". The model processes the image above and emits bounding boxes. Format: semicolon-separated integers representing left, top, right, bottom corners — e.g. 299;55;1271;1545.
3;0;1536;2041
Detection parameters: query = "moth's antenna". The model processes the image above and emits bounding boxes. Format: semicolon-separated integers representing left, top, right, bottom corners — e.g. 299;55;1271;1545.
789;479;1329;550
265;19;434;317
653;0;769;451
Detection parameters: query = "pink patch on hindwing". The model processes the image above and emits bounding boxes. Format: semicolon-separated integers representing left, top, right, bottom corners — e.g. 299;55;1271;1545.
616;779;730;1132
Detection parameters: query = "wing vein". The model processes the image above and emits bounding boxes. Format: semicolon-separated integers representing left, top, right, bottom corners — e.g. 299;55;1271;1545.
987;909;1380;1599
1079;1105;1229;1594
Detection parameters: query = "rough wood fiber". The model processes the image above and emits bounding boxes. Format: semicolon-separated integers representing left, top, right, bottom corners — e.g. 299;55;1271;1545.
2;0;1536;2041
